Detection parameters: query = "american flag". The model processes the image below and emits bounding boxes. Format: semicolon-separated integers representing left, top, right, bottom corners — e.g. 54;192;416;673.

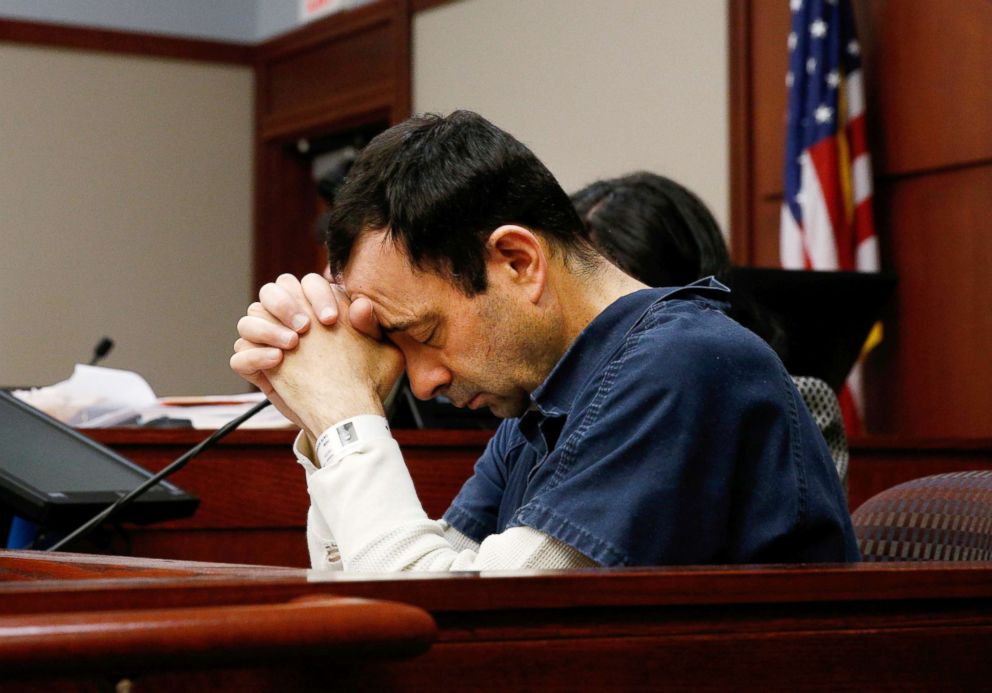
780;0;879;435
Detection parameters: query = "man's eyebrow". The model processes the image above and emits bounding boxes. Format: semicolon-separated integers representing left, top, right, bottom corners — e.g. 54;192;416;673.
379;312;438;335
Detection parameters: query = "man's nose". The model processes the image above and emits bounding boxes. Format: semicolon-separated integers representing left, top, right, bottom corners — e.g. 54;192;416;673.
406;354;452;401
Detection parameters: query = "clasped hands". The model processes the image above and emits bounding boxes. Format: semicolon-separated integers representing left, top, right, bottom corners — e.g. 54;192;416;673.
230;273;404;439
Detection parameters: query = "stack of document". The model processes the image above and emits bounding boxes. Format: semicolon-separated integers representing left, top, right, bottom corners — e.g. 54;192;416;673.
138;393;293;430
13;366;292;430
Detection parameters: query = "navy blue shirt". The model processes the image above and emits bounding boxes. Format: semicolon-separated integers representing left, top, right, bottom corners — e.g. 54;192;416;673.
443;279;860;566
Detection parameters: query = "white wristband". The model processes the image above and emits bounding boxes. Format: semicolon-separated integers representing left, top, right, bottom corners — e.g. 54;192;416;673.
314;415;393;467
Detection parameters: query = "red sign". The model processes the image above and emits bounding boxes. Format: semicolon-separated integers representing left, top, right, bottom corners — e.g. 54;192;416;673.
300;0;345;22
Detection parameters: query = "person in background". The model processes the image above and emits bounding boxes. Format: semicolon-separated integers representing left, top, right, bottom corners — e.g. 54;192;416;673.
572;172;849;491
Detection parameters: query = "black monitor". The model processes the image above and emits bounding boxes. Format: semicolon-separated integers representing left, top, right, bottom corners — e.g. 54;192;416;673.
728;267;897;392
0;390;198;527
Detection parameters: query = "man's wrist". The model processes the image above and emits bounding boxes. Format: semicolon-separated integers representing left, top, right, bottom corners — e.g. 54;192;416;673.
302;396;385;442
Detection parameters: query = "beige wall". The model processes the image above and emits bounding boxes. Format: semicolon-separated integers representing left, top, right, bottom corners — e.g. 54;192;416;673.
0;44;253;395
412;0;729;232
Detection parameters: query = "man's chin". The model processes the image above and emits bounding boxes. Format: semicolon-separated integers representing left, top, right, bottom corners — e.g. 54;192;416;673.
486;396;529;420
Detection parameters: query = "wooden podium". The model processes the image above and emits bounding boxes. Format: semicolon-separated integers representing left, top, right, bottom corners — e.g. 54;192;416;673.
2;551;992;690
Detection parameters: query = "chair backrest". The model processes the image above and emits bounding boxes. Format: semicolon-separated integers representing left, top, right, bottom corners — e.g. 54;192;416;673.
792;376;848;493
851;471;992;561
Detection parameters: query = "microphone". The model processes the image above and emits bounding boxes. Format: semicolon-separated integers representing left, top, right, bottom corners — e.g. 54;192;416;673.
46;399;272;552
88;337;114;366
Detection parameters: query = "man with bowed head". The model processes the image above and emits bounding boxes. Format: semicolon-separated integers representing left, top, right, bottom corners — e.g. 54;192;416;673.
232;110;859;571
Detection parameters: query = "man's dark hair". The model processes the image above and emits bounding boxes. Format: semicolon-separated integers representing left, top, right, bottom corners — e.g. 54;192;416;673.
326;110;596;295
572;171;788;359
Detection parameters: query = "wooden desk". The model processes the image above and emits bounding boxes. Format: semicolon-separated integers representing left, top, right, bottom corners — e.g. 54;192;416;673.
80;428;992;567
2;551;991;690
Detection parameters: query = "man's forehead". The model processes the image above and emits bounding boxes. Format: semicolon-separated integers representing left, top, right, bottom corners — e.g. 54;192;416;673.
340;231;429;330
340;232;399;292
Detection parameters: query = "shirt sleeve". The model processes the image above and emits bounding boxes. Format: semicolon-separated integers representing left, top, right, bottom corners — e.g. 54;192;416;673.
506;309;822;566
441;420;519;543
293;433;343;570
294;428;596;572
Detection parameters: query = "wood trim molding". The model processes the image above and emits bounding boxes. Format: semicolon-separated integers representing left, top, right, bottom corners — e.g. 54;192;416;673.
1;0;440;66
0;596;435;675
728;0;753;265
0;17;252;64
257;84;395;141
410;0;460;12
393;0;412;121
255;0;396;60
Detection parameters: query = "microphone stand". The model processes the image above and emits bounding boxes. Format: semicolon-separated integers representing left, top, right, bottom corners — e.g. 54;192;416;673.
46;399;272;552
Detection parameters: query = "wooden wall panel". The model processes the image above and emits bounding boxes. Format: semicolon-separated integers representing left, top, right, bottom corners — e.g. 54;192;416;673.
255;0;409;134
728;0;792;265
0;17;252;64
848;436;992;511
253;0;411;290
728;0;753;264
254;141;323;284
753;197;783;268
857;0;992;175
265;27;393;115
869;166;992;436
749;0;791;201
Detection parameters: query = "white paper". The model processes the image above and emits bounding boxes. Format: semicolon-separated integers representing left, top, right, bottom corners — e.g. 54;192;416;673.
14;366;293;429
14;364;158;427
137;401;293;430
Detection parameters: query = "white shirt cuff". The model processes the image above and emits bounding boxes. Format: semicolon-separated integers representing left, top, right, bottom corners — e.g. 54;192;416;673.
314;415;393;468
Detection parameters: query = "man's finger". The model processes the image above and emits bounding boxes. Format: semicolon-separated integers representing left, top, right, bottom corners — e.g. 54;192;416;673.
230;345;284;377
349;296;382;340
245;301;280;322
233;336;256;352
259;278;310;333
237;316;299;350
301;273;340;325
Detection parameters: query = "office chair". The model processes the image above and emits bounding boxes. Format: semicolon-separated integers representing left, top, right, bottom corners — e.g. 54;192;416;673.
792;376;848;492
851;470;992;561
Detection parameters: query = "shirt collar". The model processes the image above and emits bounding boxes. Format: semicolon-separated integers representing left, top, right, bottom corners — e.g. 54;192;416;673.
529;277;730;418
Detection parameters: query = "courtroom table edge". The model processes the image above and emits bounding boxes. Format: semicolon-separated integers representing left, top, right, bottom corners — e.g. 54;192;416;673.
85;426;494;448
3;552;992;615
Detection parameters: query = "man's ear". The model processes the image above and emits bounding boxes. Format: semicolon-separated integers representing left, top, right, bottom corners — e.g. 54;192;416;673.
485;225;547;304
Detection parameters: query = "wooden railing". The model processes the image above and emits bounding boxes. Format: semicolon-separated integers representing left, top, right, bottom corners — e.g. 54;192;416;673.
0;596;434;676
